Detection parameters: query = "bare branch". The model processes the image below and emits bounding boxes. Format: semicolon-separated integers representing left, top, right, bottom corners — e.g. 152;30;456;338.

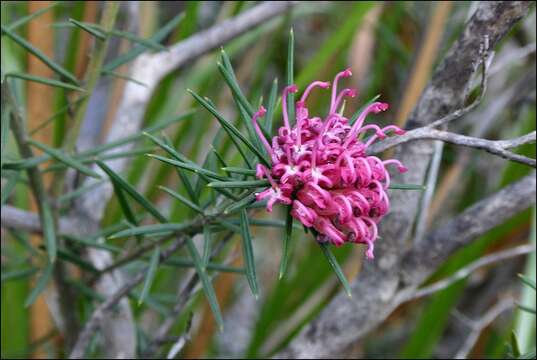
1;204;77;235
69;236;187;359
454;298;514;359
406;244;536;302
368;129;536;167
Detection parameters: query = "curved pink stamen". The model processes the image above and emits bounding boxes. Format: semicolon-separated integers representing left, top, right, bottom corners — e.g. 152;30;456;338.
301;81;330;104
345;102;389;146
251;106;273;158
282;85;298;131
331;88;357;114
330;68;352;112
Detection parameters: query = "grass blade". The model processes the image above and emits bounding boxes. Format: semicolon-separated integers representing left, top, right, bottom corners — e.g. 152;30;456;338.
389;183;426;190
158;185;204;214
279;206;293;280
28;139;101;178
319;242;352;297
240;210;258;298
138;246;160;305
208;179;269;189
24;262;54;307
1;25;79;84
97;160;167;223
185;237;225;330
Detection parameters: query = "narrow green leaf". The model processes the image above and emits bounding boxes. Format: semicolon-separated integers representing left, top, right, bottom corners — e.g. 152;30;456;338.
28;139;101;178
57;248;99;273
67;279;105;302
111;181;139;227
518;274;536;291
265;78;278;136
97;160;167;223
185;237;225;330
286;28;295;125
164;257;244;273
516;303;536;314
108;28;167;51
139;246;160;305
102;70;148;87
188;89;270;166
511;331;521;358
208;179;269;189
6;72;86;92
350;94;381;125
103;12;184;72
240;210;258;298
58;179;106;204
159;185;204;214
147;154;227;181
1;101;11;169
162;135;197;203
64;234;121;253
222;167;256;176
319;242;352;297
224;192;256;215
1;171;19;205
24;262;54;307
389;183;426;190
5;2;59;31
279;206;293;280
68;18;106;40
41;202;57;262
1;267;38;283
30;97;86;135
1;25;79;84
109;223;189;239
202;226;212;266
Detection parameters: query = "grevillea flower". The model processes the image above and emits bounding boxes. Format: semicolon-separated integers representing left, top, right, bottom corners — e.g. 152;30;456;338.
252;69;407;259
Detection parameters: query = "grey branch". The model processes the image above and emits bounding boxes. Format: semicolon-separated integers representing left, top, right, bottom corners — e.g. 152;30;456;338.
367;129;536;167
454;298;514;359
1;204;77;235
69;236;187;359
280;2;532;357
406;244;536;301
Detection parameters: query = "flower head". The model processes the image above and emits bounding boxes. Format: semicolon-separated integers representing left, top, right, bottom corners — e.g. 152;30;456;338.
252;69;406;259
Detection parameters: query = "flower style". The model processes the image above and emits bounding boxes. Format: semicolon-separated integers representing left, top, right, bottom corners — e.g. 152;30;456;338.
252;69;407;259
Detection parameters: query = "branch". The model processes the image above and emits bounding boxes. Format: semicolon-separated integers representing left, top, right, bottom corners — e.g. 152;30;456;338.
454;298;514;359
368;129;536;167
406;244;536;301
69;236;187;359
1;205;77;236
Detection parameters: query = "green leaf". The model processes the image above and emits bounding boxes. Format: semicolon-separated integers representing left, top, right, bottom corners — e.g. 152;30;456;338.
265;78;278;137
57;179;106;204
202;226;212;266
240;210;258;298
41;201;57;263
208;179;269;189
164;257;244;273
5;72;86;92
147;154;227;181
389;183;425;190
27;139;101;178
162;135;197;203
1;99;11;169
109;223;190;239
188;90;270;166
4;2;59;31
1;171;19;205
24;262;54;307
516;303;536;314
68;19;106;40
111;180;139;228
286;28;295;126
64;234;121;253
224;192;256;215
518;274;536;291
97;160;167;223
57;248;99;273
319;243;352;297
101;70;148;87
159;185;204;214
1;267;38;283
511;331;521;358
138;246;160;305
103;12;184;72
221;167;256;176
349;94;381;125
279;206;293;280
1;25;79;85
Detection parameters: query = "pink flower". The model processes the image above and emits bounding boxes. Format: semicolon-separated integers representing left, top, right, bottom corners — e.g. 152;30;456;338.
252;69;406;259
